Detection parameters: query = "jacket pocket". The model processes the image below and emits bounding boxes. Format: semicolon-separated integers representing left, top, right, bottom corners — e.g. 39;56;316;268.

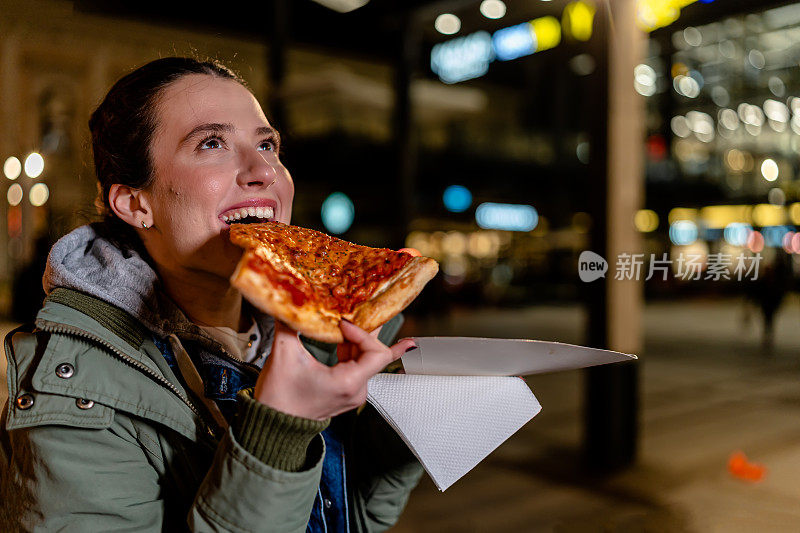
4;327;114;431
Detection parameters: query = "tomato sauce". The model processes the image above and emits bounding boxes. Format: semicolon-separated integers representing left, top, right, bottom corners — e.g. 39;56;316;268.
247;255;310;307
240;222;414;313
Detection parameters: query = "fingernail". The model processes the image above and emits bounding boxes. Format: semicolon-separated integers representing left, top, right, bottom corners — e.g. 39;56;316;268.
404;345;418;353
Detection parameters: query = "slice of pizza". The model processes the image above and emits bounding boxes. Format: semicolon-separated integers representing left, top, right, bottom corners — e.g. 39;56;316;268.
229;221;439;343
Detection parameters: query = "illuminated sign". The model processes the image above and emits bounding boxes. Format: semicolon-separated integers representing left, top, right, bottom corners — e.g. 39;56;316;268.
432;15;563;83
563;1;595;41
431;31;494;84
476;202;538;232
431;0;701;83
493;23;536;61
531;16;562;50
637;0;699;32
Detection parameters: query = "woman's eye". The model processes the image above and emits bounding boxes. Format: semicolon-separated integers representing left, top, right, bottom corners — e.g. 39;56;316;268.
199;136;223;150
258;139;277;152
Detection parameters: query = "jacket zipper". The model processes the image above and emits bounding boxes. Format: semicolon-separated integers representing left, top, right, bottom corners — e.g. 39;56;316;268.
36;321;216;434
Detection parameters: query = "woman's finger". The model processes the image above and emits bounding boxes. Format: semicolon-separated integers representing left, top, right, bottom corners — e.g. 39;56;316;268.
389;338;417;359
339;319;383;351
338;320;408;377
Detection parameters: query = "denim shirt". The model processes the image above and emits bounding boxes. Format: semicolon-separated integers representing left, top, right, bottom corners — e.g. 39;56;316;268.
153;336;349;533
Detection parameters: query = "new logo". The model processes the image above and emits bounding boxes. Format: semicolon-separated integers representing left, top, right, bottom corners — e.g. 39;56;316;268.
578;251;608;282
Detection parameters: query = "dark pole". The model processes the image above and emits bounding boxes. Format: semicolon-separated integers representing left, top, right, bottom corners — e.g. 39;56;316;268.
583;1;639;473
269;0;289;133
392;13;420;250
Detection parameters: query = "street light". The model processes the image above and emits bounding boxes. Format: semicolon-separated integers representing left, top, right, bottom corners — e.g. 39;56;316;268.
435;14;461;35
4;156;21;180
7;183;23;206
30;183;49;207
480;0;506;20
311;0;369;13
24;152;44;178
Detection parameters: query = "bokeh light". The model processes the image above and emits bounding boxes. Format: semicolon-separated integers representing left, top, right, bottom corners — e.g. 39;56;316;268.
321;192;354;234
669;220;698;245
724;223;752;246
479;0;506;20
24;152;44;178
752;203;785;226
29;182;49;207
763;226;791;248
443;185;473;213
634;64;657;96
747;230;765;253
768;188;785;206
760;159;779;181
476;202;538;232
7;183;23;206
435;13;461;35
4;157;21;180
634;209;659;232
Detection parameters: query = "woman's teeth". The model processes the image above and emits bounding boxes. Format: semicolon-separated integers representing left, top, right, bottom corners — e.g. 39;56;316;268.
221;206;274;223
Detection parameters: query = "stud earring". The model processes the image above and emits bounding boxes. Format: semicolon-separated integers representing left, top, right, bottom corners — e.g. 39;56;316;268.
141;221;149;229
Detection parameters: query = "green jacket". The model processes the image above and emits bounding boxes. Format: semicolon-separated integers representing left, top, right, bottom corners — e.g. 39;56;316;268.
1;289;423;532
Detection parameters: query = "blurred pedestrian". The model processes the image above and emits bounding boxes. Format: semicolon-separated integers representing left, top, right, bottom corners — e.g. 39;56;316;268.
10;232;51;323
754;251;792;351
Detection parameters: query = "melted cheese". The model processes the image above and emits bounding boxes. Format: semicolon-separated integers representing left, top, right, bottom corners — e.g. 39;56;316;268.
233;222;412;314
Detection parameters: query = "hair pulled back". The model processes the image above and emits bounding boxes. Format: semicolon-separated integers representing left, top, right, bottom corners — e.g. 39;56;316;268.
89;57;245;246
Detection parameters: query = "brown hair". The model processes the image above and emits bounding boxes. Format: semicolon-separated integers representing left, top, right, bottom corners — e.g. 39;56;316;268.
89;57;246;245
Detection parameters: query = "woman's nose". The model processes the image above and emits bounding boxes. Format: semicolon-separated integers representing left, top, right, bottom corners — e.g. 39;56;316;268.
237;149;279;188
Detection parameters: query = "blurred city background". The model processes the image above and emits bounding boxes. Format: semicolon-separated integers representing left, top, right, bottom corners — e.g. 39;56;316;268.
2;0;800;530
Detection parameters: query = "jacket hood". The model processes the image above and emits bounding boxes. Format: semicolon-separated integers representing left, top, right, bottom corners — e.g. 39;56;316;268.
43;223;274;351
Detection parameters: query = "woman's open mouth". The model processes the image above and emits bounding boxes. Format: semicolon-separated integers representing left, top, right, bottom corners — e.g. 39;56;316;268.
220;206;276;225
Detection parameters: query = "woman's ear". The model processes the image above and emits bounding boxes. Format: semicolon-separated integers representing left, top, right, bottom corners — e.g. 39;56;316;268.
108;184;154;229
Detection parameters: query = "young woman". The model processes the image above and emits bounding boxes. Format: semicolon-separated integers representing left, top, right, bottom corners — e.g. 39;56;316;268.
0;57;423;532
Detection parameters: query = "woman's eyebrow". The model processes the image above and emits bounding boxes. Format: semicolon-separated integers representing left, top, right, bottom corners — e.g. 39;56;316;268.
179;122;233;146
256;126;281;144
179;123;280;147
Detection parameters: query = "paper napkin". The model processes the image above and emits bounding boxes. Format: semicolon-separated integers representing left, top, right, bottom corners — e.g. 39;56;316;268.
366;373;541;491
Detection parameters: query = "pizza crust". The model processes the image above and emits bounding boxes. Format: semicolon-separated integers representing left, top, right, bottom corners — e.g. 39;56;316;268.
345;256;439;333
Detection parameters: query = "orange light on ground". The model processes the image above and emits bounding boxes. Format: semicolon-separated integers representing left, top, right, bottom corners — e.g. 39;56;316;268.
728;451;766;483
398;247;422;257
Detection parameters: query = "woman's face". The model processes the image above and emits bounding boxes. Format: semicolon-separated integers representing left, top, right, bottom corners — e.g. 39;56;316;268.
142;74;293;279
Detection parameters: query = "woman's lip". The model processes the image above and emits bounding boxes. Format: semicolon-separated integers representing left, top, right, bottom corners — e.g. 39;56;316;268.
219;198;278;215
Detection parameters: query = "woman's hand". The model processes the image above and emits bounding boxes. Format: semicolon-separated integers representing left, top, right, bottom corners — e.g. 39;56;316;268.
253;320;416;421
